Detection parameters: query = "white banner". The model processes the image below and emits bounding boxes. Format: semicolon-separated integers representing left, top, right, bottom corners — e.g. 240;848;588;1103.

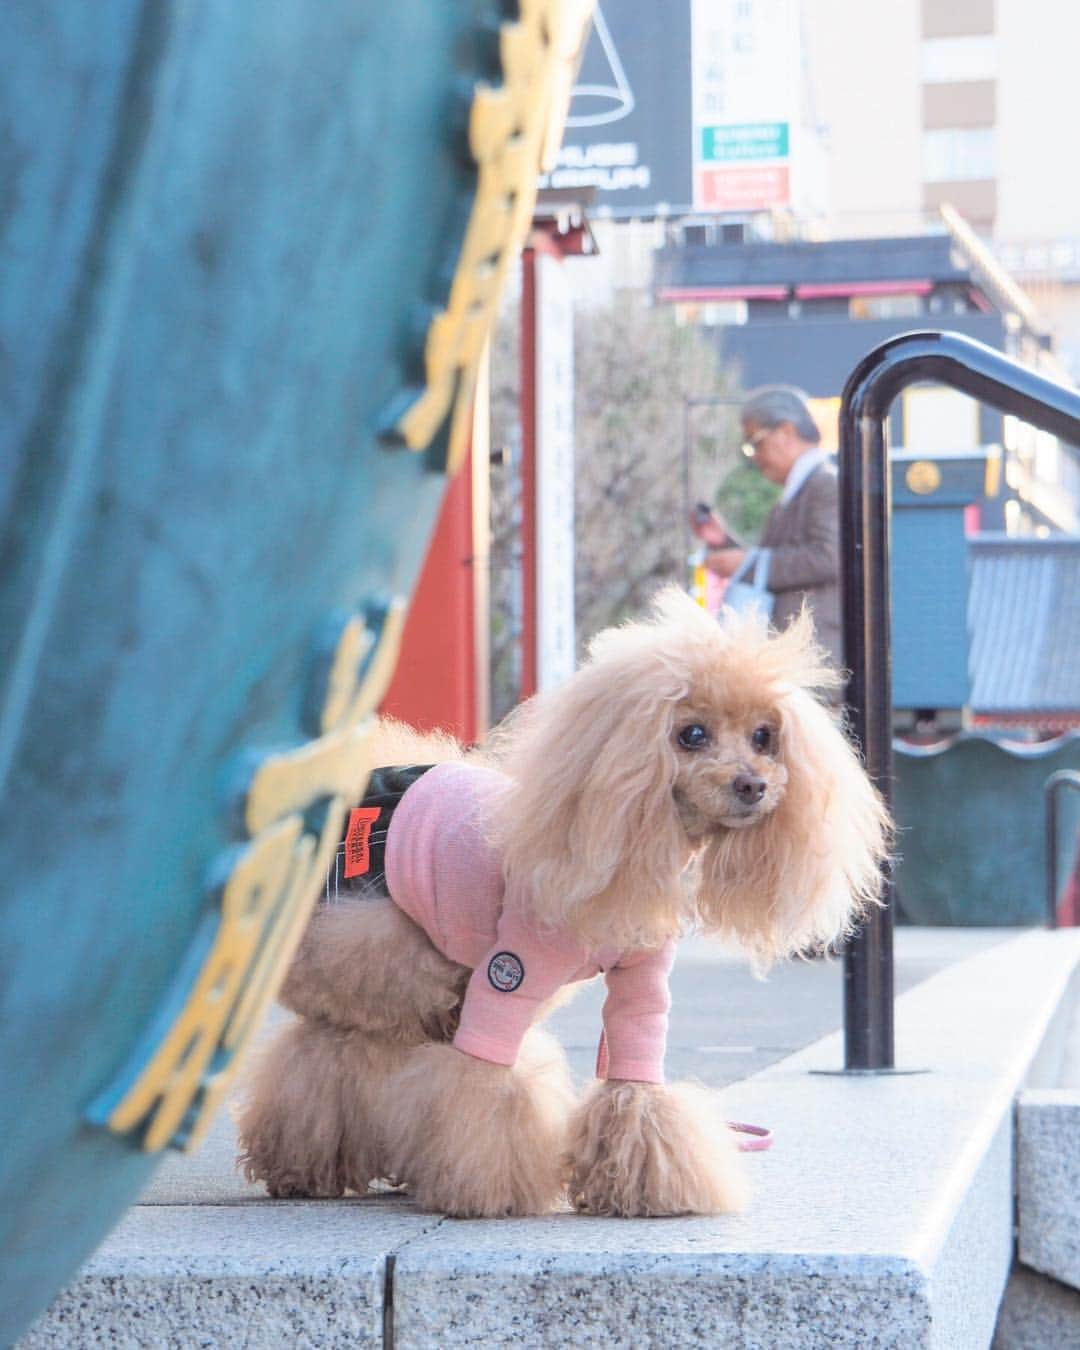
534;253;576;691
691;0;799;212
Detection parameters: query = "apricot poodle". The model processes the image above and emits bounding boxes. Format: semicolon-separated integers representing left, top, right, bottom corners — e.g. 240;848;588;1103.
237;587;889;1217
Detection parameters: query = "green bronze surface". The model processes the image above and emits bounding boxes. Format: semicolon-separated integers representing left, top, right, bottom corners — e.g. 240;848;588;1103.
0;1;556;1338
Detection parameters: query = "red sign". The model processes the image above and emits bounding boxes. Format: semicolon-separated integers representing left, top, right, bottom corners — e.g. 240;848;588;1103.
697;165;790;211
343;807;381;879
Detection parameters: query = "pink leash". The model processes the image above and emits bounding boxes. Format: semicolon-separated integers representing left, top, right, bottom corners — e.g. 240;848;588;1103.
595;1034;773;1151
728;1120;773;1151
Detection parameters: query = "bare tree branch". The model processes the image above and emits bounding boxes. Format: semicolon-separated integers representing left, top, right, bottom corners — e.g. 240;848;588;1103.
487;290;741;720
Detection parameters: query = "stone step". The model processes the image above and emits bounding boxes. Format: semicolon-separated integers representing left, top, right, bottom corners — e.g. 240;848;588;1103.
992;1265;1080;1349
18;929;1080;1349
1016;1089;1080;1291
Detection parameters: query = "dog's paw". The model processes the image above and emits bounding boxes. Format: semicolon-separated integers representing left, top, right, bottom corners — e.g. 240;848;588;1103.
232;1018;385;1201
383;1036;575;1217
568;1079;749;1217
236;1130;352;1199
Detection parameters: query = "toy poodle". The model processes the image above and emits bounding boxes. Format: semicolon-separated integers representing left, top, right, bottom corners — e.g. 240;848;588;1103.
237;587;890;1218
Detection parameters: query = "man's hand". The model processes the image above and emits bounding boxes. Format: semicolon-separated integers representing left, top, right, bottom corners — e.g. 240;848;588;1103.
689;508;730;549
705;546;746;577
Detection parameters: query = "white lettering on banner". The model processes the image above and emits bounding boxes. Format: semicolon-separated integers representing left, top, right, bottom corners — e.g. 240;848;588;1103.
538;139;650;193
542;165;651;192
556;140;639;168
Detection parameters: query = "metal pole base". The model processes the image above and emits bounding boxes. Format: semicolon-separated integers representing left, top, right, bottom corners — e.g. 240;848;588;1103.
810;1067;929;1077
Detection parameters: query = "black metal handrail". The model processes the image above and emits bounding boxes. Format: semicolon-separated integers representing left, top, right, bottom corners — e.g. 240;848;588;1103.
838;329;1080;1071
1046;770;1080;928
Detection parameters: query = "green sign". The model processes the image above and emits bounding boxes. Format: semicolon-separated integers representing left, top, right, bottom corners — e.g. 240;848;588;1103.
702;122;789;162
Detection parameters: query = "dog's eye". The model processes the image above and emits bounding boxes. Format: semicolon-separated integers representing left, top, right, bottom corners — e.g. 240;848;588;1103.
677;724;710;750
750;725;773;753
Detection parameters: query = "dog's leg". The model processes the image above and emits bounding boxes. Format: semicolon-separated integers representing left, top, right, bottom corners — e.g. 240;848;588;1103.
237;898;468;1198
235;1017;373;1197
236;1018;429;1198
567;1079;749;1217
381;1026;576;1217
280;896;470;1042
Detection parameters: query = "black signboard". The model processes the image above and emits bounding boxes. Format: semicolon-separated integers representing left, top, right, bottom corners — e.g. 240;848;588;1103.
542;1;693;216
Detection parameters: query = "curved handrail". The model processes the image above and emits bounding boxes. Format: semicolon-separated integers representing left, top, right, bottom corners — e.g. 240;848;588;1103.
839;329;1080;1071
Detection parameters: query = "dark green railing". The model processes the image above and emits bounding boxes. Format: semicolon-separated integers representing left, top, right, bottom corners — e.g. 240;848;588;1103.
839;330;1080;1071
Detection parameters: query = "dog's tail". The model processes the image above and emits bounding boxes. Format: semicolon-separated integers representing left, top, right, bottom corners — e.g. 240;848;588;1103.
367;715;465;769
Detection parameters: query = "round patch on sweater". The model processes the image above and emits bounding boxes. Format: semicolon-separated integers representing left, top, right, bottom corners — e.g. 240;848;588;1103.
487;951;524;992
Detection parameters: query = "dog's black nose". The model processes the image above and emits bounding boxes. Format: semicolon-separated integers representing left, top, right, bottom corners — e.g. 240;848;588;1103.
733;772;767;805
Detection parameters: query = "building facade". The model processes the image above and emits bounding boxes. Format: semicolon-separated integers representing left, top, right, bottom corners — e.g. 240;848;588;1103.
804;0;1080;376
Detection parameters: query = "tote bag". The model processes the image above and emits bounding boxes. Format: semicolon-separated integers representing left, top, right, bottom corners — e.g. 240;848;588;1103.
723;548;774;620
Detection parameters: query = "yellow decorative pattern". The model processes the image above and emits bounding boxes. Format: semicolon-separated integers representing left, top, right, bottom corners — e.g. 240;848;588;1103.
393;0;594;474
95;600;406;1150
905;460;943;495
244;602;406;836
983;445;1002;499
316;601;407;738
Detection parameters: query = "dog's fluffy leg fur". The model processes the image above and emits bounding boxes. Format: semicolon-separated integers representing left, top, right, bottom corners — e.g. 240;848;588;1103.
235;1018;413;1197
237;896;471;1197
278;897;469;1041
382;1028;576;1217
567;1079;749;1217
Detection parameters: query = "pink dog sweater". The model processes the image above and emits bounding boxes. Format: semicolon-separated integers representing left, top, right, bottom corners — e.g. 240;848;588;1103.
384;761;675;1082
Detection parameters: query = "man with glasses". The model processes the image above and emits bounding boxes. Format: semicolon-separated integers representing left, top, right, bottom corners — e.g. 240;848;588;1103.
693;385;842;678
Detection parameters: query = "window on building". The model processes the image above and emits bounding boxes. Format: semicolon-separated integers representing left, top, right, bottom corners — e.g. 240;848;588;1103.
700;300;748;326
849;294;925;320
922;127;995;183
902;386;980;451
807;397;840;454
673;300;748;327
920;35;997;84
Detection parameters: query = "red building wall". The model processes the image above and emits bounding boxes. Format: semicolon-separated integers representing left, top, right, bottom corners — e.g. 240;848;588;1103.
381;447;482;744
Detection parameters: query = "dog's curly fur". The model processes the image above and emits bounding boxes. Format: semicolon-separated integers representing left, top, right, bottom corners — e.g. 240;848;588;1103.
237;588;890;1218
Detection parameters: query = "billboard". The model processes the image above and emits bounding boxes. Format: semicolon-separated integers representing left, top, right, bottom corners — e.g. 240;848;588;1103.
541;0;812;219
539;1;693;213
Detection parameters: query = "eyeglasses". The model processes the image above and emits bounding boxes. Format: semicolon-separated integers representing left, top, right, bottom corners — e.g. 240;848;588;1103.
740;428;770;458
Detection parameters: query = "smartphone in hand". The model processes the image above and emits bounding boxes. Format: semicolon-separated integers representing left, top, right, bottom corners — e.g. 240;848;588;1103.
690;501;733;548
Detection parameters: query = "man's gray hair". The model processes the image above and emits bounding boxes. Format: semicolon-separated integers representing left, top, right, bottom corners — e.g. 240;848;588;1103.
741;385;821;444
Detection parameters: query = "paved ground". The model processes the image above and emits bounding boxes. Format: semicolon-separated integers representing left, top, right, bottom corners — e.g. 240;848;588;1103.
547;925;1014;1088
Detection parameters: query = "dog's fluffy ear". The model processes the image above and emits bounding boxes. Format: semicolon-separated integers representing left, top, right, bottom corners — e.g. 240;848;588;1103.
488;624;691;951
696;652;891;969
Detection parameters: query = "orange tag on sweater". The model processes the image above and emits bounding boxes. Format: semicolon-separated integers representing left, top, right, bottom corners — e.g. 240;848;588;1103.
343;807;380;878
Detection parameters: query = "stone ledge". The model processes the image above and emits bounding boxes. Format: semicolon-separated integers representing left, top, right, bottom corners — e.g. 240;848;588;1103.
17;1202;441;1350
1017;1090;1080;1290
391;930;1080;1348
19;930;1080;1349
992;1264;1080;1349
